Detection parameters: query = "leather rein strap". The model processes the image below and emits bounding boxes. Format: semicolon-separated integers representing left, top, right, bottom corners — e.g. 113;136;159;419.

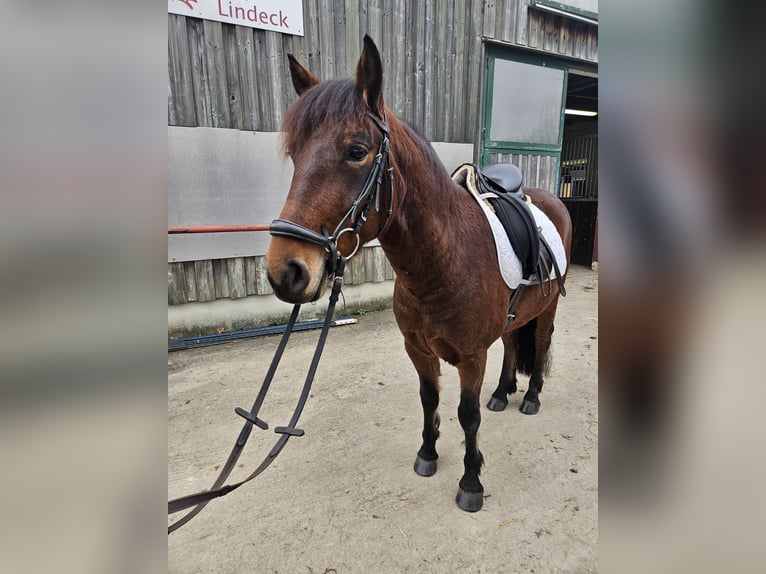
168;259;346;533
168;113;394;534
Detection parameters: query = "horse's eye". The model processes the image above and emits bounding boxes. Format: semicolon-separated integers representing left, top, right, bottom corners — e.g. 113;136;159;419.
346;145;368;162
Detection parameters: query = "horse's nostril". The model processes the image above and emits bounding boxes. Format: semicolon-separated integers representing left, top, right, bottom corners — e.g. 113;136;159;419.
285;260;310;294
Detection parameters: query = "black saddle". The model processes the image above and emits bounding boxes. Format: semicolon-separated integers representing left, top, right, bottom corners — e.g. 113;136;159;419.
478;163;524;198
477;163;540;280
475;163;566;297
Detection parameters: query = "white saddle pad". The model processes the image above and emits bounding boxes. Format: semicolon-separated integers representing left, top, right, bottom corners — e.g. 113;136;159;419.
451;164;568;290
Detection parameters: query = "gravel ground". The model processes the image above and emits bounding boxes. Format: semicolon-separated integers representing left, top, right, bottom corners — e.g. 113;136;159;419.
168;265;598;573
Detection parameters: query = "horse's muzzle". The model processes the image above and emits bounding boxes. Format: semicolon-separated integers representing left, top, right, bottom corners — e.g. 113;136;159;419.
267;256;327;304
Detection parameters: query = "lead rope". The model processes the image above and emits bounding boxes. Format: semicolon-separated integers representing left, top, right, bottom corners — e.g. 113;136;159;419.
168;257;347;534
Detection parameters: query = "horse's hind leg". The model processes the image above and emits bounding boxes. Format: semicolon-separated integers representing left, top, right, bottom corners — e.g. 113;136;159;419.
456;351;487;512
519;301;559;415
405;339;442;477
487;331;519;411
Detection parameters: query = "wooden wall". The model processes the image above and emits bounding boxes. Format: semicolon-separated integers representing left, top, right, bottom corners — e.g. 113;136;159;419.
168;1;597;141
169;0;485;143
168;246;394;305
488;152;559;193
483;2;598;61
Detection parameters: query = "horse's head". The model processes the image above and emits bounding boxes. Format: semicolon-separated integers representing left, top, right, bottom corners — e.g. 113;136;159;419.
267;35;391;303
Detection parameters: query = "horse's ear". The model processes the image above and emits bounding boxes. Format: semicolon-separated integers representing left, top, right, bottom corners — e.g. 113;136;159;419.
287;54;319;96
355;35;384;117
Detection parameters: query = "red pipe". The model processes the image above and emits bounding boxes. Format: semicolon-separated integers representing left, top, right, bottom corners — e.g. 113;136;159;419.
168;224;270;234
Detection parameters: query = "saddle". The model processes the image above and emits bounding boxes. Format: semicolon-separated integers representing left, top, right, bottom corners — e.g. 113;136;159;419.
454;163;567;324
477;164;539;279
477;164;564;294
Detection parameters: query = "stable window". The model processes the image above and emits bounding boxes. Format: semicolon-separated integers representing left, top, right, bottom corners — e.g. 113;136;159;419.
482;48;568;158
488;59;566;147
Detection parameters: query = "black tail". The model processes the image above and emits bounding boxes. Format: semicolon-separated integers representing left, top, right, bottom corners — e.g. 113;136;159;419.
515;319;537;375
515;318;552;376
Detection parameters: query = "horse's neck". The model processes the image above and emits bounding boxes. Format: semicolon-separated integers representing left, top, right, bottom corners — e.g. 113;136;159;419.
379;124;464;283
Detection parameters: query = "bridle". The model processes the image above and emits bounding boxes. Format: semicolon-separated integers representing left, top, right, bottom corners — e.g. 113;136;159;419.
168;112;394;534
269;112;394;278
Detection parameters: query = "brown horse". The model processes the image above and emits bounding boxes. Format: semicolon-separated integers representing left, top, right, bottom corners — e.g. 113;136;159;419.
267;36;572;512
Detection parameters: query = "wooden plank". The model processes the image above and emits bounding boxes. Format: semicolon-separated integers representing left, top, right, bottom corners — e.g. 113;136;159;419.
442;0;455;140
236;26;258;131
251;29;271;131
465;0;483;143
390;0;406;118
300;0;318;75
559;15;571;55
515;0;528;46
412;0;426;133
318;0;335;79
588;25;598;62
280;34;303;112
364;247;374;283
345;0;361;75
573;21;584;59
367;0;382;58
213;259;230;298
350;252;365;285
528;8;540;49
483;0;497;38
502;0;516;43
186;18;212;127
194;260;215;302
450;0;466;141
380;0;393;107
358;0;369;39
266;31;284;130
402;0;414;124
167;59;177;126
203;20;232;128
331;0;347;77
423;0;435;140
227;257;247;299
244;257;257;295
168;15;196;126
254;256;273;295
222;23;244;130
168;263;187;305
384;257;395;280
543;13;555;52
432;1;446;141
183;261;198;302
373;247;387;282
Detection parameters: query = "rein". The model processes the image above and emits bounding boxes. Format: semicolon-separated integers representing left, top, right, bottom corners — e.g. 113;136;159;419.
168;259;345;533
168;113;394;534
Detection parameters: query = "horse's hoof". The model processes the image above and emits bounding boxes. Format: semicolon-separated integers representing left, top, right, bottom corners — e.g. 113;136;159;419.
456;488;484;512
414;455;437;477
487;396;508;411
519;400;540;415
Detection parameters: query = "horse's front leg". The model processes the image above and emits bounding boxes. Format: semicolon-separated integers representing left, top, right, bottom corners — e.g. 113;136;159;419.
456;351;488;512
404;338;442;477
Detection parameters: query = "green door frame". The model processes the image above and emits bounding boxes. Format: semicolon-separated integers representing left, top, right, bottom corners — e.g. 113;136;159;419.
480;44;596;195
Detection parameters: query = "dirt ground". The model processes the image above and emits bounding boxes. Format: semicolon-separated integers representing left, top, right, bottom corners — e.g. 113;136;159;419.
168;265;598;573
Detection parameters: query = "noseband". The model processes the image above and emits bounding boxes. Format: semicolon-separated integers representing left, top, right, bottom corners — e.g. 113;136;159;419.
269;112;394;277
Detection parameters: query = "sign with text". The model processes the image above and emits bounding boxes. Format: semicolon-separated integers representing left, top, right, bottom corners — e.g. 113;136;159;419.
168;0;304;36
